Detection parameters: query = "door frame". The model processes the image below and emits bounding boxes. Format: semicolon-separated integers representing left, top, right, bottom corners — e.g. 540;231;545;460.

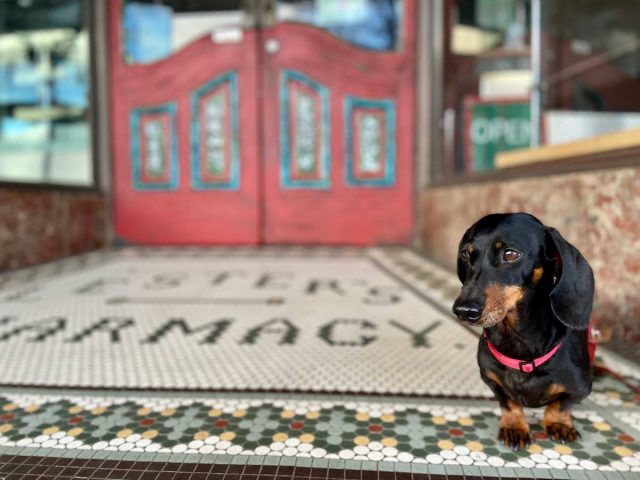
92;0;114;245
414;0;442;248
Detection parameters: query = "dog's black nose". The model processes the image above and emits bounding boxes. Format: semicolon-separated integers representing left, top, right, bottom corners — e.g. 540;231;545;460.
453;303;483;323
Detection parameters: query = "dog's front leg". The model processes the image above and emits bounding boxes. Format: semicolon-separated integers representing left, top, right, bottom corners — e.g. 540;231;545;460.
498;399;531;450
543;399;580;443
483;371;531;450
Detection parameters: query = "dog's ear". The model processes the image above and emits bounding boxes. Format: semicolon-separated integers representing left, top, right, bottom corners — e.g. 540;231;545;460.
545;228;594;330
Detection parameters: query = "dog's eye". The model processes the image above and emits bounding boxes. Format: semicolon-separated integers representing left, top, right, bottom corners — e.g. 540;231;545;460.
503;249;521;262
459;250;471;262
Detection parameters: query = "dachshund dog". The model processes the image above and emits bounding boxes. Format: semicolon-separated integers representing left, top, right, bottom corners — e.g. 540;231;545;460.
452;213;594;450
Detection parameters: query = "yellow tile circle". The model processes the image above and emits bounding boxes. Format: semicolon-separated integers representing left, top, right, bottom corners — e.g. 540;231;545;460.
432;416;447;425
194;431;210;441
380;414;396;423
2;403;17;412
220;431;236;441
68;428;83;437
137;407;152;416
117;429;133;439
43;426;59;436
23;405;39;413
142;430;159;440
554;444;572;455
614;446;634;457
0;424;12;434
466;441;484;452
273;433;288;442
91;407;107;415
160;408;176;417
299;434;315;444
437;440;455;450
355;413;370;422
354;436;370;446
208;409;222;417
232;409;247;418
593;422;611;431
458;417;473;426
381;437;398;448
528;444;543;454
281;410;295;419
306;411;320;420
68;406;83;415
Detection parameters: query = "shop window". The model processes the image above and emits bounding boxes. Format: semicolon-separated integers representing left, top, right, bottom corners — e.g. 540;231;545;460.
121;0;243;65
539;0;640;147
121;0;402;65
435;0;640;180
0;0;93;186
276;0;403;52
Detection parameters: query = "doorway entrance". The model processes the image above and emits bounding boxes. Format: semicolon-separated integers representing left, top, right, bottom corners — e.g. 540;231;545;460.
109;0;416;245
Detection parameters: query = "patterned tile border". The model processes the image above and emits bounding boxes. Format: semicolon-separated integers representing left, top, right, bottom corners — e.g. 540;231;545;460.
0;390;639;476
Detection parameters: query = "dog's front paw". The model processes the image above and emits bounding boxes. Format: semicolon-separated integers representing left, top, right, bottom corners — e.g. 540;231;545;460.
498;427;531;450
545;423;581;443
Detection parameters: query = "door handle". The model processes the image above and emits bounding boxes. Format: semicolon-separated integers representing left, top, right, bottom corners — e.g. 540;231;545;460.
265;38;280;54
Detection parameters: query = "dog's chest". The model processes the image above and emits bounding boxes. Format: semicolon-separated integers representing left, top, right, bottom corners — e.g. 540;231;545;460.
499;370;566;408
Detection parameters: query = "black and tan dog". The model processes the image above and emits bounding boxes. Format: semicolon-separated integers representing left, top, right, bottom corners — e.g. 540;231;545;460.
452;213;594;450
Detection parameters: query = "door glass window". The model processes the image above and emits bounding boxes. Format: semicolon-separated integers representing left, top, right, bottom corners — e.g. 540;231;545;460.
276;0;403;51
0;0;93;186
122;0;243;65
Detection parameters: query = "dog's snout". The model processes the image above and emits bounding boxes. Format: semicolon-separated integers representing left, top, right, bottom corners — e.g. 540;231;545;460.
453;302;483;323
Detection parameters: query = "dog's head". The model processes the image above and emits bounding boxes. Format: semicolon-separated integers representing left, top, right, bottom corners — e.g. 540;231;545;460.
452;213;594;330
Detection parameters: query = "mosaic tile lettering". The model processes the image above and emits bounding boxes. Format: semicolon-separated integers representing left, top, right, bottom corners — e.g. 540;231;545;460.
0;250;488;396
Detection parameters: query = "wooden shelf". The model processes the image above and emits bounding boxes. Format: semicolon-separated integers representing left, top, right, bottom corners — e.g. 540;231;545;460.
495;127;640;169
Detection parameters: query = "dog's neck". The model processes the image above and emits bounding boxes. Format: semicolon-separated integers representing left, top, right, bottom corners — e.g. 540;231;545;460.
484;292;567;360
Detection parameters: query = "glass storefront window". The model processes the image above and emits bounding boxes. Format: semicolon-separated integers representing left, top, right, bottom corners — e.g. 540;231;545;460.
121;0;243;65
435;0;640;181
437;0;532;179
0;0;93;186
276;0;403;51
540;0;640;146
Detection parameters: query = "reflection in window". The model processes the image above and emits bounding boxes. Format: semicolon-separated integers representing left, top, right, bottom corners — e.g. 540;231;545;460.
542;0;640;145
122;0;243;65
0;0;92;186
277;0;402;51
438;0;640;179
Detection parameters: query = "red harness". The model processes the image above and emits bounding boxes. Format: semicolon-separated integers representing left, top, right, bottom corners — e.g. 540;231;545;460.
484;321;597;373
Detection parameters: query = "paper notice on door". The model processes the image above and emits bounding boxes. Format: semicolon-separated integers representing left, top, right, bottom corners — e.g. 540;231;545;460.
212;28;243;44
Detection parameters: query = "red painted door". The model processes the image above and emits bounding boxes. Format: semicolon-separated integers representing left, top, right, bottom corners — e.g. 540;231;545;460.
109;0;261;244
110;0;416;245
261;1;417;244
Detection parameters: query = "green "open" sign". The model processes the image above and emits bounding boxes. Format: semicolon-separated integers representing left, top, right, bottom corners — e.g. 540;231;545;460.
463;97;531;172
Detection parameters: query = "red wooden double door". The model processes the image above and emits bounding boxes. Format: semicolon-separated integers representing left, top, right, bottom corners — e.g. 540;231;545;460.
110;0;417;245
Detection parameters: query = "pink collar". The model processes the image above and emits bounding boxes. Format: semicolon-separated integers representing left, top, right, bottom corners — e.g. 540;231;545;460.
483;331;563;373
